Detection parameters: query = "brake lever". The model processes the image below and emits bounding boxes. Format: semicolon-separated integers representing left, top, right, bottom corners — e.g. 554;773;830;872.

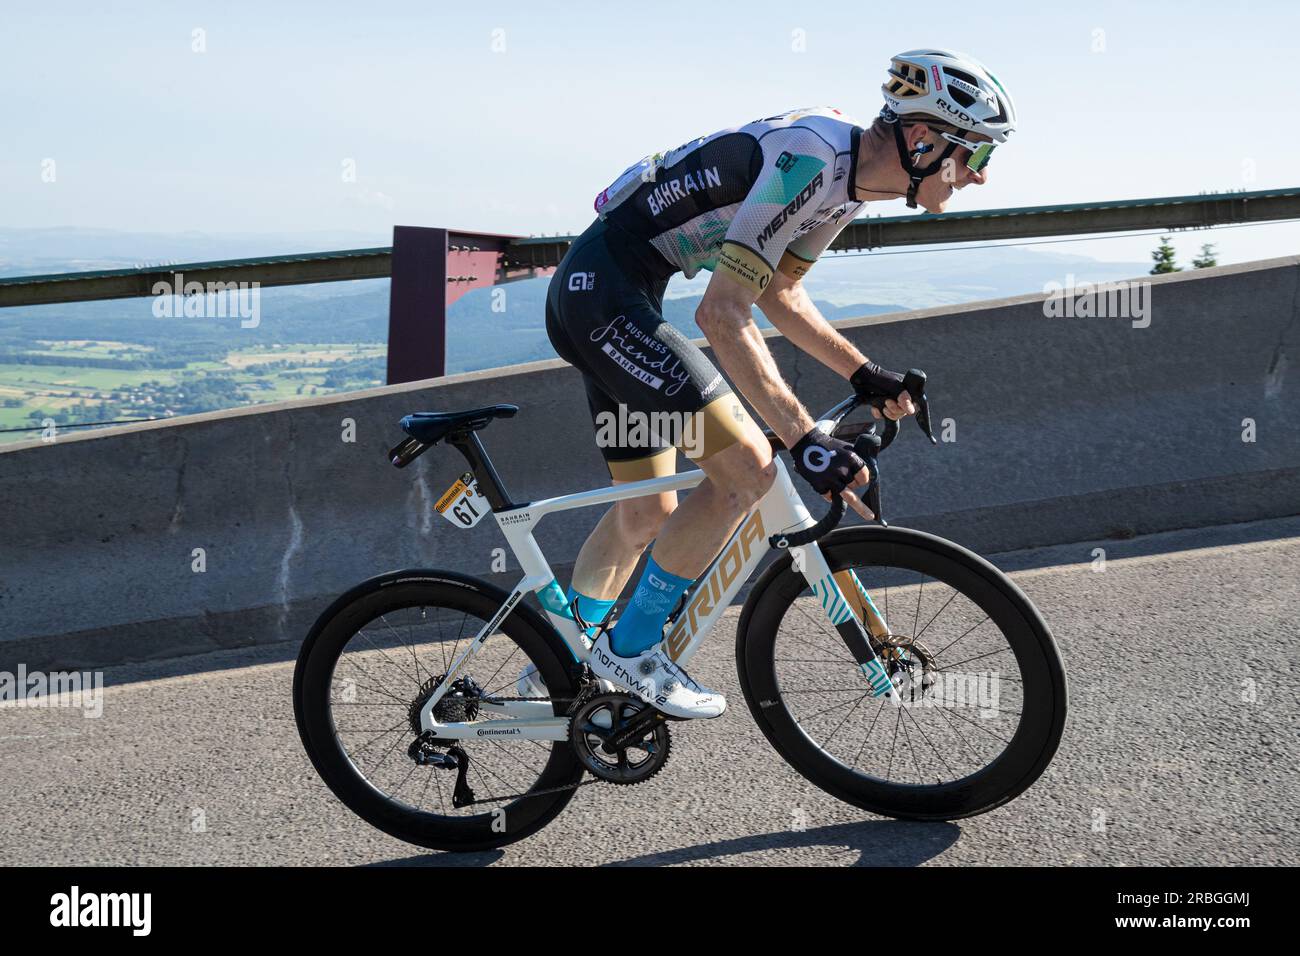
902;368;937;445
867;368;935;448
853;429;886;526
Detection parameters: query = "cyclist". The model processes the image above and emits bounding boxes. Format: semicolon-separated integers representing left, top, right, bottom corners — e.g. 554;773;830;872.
538;49;1017;719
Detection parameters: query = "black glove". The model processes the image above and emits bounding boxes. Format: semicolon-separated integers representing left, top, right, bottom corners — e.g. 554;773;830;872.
791;428;866;497
850;360;906;401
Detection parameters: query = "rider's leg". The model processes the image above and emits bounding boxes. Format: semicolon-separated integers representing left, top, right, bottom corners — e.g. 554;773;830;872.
570;449;678;604
606;424;775;657
567;445;677;642
542;226;769;716
646;432;776;580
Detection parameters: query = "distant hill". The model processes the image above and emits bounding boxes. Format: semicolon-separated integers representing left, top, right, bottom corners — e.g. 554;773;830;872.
0;227;1152;374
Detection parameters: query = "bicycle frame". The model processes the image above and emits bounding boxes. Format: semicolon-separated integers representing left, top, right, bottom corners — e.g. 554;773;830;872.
415;454;902;742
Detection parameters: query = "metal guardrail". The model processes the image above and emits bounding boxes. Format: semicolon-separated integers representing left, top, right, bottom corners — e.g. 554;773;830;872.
0;248;393;308
830;187;1300;250
3;188;1296;310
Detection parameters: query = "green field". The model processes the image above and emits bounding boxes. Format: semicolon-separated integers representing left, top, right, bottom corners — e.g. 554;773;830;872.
0;342;386;443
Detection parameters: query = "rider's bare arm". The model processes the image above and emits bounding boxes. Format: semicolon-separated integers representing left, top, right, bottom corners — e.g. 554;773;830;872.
756;271;915;422
695;268;817;450
757;269;866;379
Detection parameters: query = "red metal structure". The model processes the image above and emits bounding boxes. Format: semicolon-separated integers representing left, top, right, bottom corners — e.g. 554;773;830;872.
386;226;559;384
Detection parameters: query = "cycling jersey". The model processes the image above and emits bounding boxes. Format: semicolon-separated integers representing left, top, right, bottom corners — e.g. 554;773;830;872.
547;107;867;480
545;218;750;480
593;106;867;294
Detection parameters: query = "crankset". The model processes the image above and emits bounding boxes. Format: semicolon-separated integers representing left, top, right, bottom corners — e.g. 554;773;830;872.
568;689;671;785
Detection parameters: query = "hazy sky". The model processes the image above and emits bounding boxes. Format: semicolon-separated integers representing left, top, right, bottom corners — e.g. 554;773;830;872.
3;0;1298;267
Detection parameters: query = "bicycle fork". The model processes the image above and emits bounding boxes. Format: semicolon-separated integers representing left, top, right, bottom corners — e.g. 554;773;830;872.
793;544;902;706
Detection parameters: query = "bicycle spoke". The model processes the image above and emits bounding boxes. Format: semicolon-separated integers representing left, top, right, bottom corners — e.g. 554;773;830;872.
912;587;960;644
931;615;991;659
778;686;876;694
941;646;1013;670
851;698;889;772
769;558;1029;791
821;689;870;748
911;578;924;646
900;703;956;783
774;657;867;666
365;722;413;777
798;690;875;724
344;718;408;756
335;658;412;708
787;596;859;666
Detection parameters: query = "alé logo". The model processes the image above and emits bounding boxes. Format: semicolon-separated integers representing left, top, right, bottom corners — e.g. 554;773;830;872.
802;445;833;473
568;272;595;292
664;510;766;660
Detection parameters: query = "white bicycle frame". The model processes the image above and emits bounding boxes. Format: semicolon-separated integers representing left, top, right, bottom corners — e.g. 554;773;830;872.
416;453;901;742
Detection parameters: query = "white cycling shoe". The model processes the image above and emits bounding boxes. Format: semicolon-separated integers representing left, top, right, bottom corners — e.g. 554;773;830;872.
586;630;726;720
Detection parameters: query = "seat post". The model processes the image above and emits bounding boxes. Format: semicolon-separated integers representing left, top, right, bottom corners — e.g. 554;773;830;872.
449;430;515;511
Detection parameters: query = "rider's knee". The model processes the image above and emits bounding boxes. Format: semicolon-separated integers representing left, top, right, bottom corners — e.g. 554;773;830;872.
615;493;675;549
714;440;776;512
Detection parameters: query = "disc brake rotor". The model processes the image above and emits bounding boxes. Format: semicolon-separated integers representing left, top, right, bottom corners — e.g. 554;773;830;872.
877;635;938;702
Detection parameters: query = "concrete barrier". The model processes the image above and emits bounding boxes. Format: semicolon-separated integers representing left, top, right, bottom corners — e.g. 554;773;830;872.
2;255;1297;670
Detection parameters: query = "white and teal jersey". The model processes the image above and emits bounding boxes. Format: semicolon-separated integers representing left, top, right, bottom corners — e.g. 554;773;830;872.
593;107;867;293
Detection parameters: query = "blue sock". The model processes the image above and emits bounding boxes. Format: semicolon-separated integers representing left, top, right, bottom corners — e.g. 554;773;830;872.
610;554;693;657
566;585;615;638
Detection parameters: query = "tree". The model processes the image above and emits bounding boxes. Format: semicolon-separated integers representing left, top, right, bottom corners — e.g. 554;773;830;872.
1150;236;1181;274
1191;243;1218;269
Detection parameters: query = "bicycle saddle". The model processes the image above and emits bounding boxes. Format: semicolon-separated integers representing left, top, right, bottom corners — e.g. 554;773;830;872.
400;404;518;445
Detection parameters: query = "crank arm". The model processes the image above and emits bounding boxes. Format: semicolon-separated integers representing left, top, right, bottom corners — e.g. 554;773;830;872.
604;706;672;751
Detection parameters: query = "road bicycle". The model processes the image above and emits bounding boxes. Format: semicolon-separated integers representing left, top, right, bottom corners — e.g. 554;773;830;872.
293;371;1067;852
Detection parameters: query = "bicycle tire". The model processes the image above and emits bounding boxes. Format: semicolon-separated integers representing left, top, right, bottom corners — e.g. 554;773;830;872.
736;525;1067;820
293;569;585;852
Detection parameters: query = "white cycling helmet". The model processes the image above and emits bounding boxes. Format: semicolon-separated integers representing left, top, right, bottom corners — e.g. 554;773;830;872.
882;48;1017;143
878;48;1017;207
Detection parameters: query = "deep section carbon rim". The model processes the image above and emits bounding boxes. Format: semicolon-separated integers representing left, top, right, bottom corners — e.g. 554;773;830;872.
769;558;1035;790
322;600;568;819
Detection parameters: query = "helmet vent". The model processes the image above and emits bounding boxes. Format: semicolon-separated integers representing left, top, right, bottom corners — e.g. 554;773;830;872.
887;60;928;97
943;67;981;90
946;86;976;109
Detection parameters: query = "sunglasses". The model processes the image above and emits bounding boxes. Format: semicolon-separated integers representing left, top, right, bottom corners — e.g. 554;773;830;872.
938;132;997;173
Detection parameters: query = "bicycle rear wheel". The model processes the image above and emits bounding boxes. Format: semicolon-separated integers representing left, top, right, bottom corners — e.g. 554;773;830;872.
736;526;1066;820
294;570;585;852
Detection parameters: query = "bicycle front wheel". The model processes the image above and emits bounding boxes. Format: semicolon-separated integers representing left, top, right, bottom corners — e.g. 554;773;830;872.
736;526;1067;820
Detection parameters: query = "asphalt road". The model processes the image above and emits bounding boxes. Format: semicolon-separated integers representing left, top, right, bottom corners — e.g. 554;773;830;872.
3;516;1297;866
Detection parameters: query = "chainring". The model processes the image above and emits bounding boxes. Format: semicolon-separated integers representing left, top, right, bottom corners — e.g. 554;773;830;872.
567;688;671;785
